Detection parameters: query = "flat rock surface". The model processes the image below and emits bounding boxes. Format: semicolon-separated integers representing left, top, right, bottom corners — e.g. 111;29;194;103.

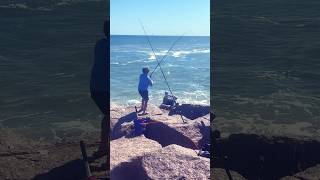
110;103;210;149
110;103;211;179
110;136;161;171
142;144;210;179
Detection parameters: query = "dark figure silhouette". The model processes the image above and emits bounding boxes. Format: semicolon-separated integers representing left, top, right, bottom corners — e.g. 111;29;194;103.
90;20;109;157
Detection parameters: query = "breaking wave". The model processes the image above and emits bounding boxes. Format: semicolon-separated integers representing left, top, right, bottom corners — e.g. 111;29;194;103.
146;48;210;59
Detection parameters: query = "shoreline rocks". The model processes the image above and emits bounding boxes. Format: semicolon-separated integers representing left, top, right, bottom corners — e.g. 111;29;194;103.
110;103;211;179
2;102;320;179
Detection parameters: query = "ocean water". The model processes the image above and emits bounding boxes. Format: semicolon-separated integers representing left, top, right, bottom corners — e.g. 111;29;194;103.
212;0;320;133
2;0;320;140
0;0;108;140
110;35;210;106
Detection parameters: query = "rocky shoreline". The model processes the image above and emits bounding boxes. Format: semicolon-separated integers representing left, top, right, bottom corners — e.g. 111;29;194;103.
1;102;320;179
110;103;211;179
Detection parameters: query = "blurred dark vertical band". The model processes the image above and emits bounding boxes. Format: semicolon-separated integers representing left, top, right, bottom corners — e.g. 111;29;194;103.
106;0;110;176
210;0;214;175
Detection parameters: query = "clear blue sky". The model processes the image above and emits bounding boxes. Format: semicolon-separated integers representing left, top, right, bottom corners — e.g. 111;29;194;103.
110;0;210;36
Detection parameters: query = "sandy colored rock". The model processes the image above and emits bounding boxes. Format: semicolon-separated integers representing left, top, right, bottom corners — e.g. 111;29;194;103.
167;115;210;148
142;144;210;179
110;103;210;149
110;103;211;180
110;135;162;171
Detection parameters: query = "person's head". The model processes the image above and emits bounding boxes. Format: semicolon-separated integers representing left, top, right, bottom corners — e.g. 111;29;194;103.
142;67;150;74
103;20;109;37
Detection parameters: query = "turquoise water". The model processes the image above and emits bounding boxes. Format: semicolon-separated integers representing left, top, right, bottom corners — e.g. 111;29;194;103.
110;35;210;105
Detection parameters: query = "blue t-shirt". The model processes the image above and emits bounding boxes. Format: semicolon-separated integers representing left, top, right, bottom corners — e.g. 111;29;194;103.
138;73;153;91
90;38;109;92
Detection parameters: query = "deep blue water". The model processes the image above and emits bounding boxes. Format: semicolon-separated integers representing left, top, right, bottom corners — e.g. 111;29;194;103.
0;0;107;140
110;35;210;105
1;0;320;140
212;0;320;130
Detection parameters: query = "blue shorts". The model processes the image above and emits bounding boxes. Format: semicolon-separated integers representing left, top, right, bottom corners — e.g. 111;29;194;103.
139;90;149;101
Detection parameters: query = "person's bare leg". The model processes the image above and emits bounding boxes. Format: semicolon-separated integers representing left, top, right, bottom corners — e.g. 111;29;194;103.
139;99;144;112
142;99;146;114
141;99;148;115
144;100;148;114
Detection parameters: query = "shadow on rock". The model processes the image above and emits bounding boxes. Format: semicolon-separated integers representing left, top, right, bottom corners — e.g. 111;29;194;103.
32;159;86;180
198;121;210;149
144;122;198;149
110;158;149;180
112;112;136;140
214;134;320;179
168;104;210;120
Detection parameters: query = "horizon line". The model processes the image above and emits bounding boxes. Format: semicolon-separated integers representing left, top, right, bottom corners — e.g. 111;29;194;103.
110;34;210;37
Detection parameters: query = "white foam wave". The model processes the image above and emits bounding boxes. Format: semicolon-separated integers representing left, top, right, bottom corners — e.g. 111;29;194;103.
130;59;145;63
145;48;209;59
148;53;156;60
172;49;210;57
172;51;187;58
127;99;140;105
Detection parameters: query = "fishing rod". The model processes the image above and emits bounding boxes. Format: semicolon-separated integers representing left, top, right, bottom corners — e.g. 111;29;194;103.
149;32;186;77
139;20;174;96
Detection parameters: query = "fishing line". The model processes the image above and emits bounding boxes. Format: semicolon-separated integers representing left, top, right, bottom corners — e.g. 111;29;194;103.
150;32;186;77
138;20;174;96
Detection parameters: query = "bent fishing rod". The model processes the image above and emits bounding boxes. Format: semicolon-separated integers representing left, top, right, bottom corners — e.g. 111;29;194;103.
139;20;175;96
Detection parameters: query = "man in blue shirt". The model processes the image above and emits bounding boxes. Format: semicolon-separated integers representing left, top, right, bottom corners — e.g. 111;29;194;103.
90;20;109;157
138;67;153;115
